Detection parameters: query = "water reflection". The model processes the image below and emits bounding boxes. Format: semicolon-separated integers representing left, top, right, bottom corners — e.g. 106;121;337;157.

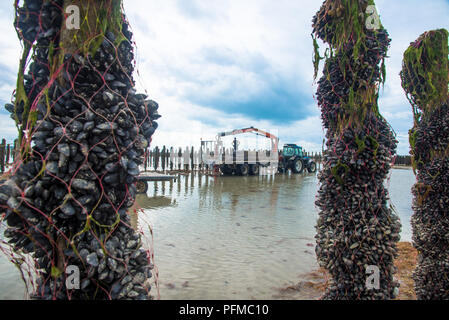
136;169;415;300
137;195;177;210
140;172;320;300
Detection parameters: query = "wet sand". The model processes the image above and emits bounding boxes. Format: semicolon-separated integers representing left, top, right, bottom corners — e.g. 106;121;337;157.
394;242;418;300
276;242;417;300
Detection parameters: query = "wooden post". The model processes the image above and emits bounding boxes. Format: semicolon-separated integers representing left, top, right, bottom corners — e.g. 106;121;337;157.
153;147;156;170
12;139;17;163
0;139;6;173
0;139;5;173
166;148;169;170
170;147;174;171
183;147;187;172
161;146;166;172
199;148;202;172
6;144;10;164
206;148;210;172
150;148;153;170
144;148;148;172
166;146;170;171
153;147;157;170
150;147;154;170
155;146;160;171
190;146;194;172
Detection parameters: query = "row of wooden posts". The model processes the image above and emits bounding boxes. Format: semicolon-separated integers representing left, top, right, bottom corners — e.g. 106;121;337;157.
394;155;413;166
143;146;325;172
0;139;18;174
0;141;413;174
143;147;414;172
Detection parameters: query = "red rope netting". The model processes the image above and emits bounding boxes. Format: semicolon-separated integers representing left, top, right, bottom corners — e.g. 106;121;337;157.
0;0;160;300
312;0;401;300
401;29;449;300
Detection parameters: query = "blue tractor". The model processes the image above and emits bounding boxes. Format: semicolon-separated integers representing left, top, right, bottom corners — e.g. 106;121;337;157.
278;144;317;174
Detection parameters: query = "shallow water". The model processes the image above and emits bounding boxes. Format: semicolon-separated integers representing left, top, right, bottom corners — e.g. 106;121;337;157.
387;168;415;242
0;168;415;300
141;173;320;300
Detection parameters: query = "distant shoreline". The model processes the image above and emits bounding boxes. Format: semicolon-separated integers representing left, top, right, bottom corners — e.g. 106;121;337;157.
392;165;412;170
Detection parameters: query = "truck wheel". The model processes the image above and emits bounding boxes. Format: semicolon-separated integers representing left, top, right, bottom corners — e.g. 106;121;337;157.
220;165;232;175
278;162;286;173
292;159;304;174
237;164;249;176
308;161;317;173
249;164;259;176
136;181;148;194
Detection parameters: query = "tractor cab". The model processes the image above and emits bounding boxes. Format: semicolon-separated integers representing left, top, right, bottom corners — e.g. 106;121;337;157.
282;144;304;158
279;144;317;174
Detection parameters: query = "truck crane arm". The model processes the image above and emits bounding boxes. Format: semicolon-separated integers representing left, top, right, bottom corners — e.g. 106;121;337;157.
217;127;279;152
210;126;279;176
218;127;278;141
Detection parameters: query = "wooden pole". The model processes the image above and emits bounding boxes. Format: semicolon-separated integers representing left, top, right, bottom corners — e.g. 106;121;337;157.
0;139;5;173
170;147;174;171
6;144;11;165
12;139;17;163
190;146;194;172
155;146;159;171
161;146;166;172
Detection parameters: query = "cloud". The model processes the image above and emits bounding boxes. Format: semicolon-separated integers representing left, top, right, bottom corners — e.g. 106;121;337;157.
0;1;448;154
175;0;224;20
0;8;20;142
0;62;16;108
123;0;449;154
373;0;449;154
126;0;321;124
0;114;18;143
123;0;323;149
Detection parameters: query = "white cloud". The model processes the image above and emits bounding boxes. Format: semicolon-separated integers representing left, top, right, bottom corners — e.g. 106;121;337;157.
0;114;18;142
0;1;448;154
0;12;21;76
124;0;449;154
123;0;324;151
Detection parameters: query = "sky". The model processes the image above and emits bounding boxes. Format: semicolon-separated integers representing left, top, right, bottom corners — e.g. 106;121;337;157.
0;1;449;154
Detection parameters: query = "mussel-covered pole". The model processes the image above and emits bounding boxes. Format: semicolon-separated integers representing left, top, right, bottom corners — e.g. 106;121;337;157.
0;0;160;299
312;0;401;299
400;29;449;300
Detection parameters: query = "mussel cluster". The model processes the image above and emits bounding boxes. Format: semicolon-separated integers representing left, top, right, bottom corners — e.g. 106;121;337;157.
401;30;449;300
400;30;449;113
5;0;60;123
313;0;401;299
0;0;160;299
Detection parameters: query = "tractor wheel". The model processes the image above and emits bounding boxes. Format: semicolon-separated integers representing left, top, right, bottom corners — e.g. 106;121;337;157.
292;159;304;174
136;181;148;194
237;164;249;176
249;164;259;176
308;161;317;173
